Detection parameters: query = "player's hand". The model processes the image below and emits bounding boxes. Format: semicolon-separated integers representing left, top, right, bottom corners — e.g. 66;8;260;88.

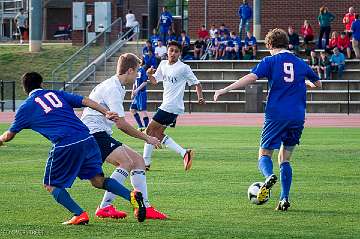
146;136;161;149
305;80;316;88
106;111;120;121
214;89;226;102
198;98;205;104
147;66;156;76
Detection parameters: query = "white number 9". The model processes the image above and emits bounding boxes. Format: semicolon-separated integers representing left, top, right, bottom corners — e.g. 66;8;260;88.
284;63;294;82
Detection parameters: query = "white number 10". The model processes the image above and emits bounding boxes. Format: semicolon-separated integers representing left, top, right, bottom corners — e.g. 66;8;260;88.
283;63;294;82
34;92;63;113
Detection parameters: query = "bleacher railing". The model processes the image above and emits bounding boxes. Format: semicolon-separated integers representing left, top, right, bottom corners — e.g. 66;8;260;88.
51;17;123;88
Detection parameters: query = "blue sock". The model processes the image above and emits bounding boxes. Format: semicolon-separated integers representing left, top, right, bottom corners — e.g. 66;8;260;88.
103;178;131;201
133;113;143;128
52;188;84;216
280;162;292;200
143;117;149;127
258;155;273;178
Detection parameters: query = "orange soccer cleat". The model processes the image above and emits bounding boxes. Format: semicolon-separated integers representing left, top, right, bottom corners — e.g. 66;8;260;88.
62;212;89;225
183;149;194;171
135;206;168;220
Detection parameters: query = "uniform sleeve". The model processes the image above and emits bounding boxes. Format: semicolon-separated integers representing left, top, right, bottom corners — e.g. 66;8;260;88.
251;57;271;79
104;89;125;117
184;65;200;86
153;61;164;82
9;105;30;133
56;91;84;108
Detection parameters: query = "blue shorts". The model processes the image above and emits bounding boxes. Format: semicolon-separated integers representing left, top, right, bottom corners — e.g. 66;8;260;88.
152;108;178;127
130;91;147;111
43;136;103;188
260;120;304;150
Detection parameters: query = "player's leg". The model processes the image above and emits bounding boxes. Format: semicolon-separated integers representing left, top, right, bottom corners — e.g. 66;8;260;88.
138;91;149;128
143;118;166;169
140;111;149;128
130;106;143;129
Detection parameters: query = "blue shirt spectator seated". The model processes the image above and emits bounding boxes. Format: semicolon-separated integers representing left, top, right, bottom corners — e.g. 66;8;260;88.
242;31;257;59
330;47;345;80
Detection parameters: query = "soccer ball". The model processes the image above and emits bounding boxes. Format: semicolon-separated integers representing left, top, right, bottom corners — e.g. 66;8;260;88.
247;182;270;205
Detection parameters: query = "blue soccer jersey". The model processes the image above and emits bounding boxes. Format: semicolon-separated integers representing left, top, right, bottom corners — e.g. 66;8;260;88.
159;12;173;32
136;67;148;92
251;50;320;121
9;89;90;145
245;36;257;47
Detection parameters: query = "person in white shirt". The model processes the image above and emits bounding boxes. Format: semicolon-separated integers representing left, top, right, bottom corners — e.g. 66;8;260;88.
143;41;205;171
125;10;137;40
81;53;168;220
155;39;167;62
14;8;27;44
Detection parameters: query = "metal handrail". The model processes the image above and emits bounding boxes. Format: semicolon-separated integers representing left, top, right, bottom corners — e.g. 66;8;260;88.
51;17;123;87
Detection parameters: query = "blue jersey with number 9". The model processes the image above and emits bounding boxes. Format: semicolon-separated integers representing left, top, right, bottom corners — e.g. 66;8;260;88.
9;89;90;145
251;50;320;121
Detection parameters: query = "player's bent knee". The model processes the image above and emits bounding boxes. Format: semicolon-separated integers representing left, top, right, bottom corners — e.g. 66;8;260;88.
44;184;54;193
90;175;105;189
259;148;273;157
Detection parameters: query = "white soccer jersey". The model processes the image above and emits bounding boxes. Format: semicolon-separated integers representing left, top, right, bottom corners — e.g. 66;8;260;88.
154;60;199;114
81;75;126;135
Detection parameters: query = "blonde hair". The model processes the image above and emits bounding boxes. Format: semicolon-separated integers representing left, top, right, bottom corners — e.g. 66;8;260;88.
265;28;289;49
116;53;141;75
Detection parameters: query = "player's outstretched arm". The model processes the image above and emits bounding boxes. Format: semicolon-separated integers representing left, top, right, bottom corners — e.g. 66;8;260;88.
146;67;158;85
114;117;161;148
214;73;258;101
0;131;16;146
82;97;108;116
195;83;205;104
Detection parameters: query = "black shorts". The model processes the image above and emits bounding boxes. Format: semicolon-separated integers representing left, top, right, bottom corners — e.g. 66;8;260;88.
92;131;122;162
152;108;178;128
18;27;26;35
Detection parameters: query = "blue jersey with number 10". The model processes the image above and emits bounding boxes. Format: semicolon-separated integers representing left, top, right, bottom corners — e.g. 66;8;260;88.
9;89;90;145
251;50;320;121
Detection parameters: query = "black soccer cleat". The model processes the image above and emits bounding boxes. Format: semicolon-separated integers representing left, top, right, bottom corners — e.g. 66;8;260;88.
275;198;291;211
256;174;277;203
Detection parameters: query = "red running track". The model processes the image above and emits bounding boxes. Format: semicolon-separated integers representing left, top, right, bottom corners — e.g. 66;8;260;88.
1;112;359;127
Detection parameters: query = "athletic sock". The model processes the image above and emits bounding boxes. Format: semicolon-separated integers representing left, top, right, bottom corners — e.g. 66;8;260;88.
162;135;187;157
130;169;150;208
143;143;154;166
280;162;292;200
133;113;143;128
100;167;129;208
52;188;84;216
143;117;149;127
103;178;131;201
258;155;274;178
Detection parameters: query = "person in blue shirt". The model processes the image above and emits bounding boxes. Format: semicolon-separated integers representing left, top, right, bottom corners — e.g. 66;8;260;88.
238;0;252;40
178;30;191;59
130;63;149;130
142;40;154;57
211;31;221;59
231;31;243;60
166;29;177;45
0;72;147;224
351;14;360;59
144;49;157;69
218;24;229;36
330;47;345;79
157;6;173;43
150;28;160;48
214;28;322;211
242;31;257;59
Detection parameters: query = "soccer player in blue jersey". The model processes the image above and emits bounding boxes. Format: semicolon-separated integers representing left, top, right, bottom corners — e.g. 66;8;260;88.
214;28;322;211
158;6;173;43
0;72;147;224
130;62;149;130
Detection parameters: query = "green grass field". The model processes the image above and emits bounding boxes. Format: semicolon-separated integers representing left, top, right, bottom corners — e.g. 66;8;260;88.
0;125;359;239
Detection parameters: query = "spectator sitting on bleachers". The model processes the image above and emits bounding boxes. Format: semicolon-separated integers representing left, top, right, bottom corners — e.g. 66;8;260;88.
300;20;314;45
230;31;242;60
343;7;356;38
309;50;319;73
166;29;177;45
330;47;345;80
337;32;352;58
198;25;209;40
142;40;154;57
209;24;217;39
218;31;229;59
288;26;300;54
150;28;160;47
219;24;229;36
144;49;157;70
224;32;235;60
155;39;167;63
326;31;338;55
194;37;206;60
178;30;191;59
352;14;360;59
211;31;221;59
318;51;331;80
242;31;257;59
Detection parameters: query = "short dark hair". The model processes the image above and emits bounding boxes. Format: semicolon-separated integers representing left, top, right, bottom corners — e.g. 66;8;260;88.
181;30;186;34
265;28;289;49
22;72;43;94
20;8;24;11
167;40;182;52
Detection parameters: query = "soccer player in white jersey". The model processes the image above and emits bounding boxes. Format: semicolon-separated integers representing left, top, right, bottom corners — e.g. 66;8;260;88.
143;41;205;171
81;53;168;220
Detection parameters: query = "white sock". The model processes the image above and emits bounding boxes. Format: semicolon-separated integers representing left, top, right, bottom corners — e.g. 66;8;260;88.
143;143;154;166
100;167;129;208
130;169;151;208
162;135;187;157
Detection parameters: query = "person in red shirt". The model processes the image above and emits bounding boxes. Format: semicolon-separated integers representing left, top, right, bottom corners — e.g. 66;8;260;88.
300;20;314;45
198;25;209;40
337;31;352;58
326;31;338;54
343;7;356;38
